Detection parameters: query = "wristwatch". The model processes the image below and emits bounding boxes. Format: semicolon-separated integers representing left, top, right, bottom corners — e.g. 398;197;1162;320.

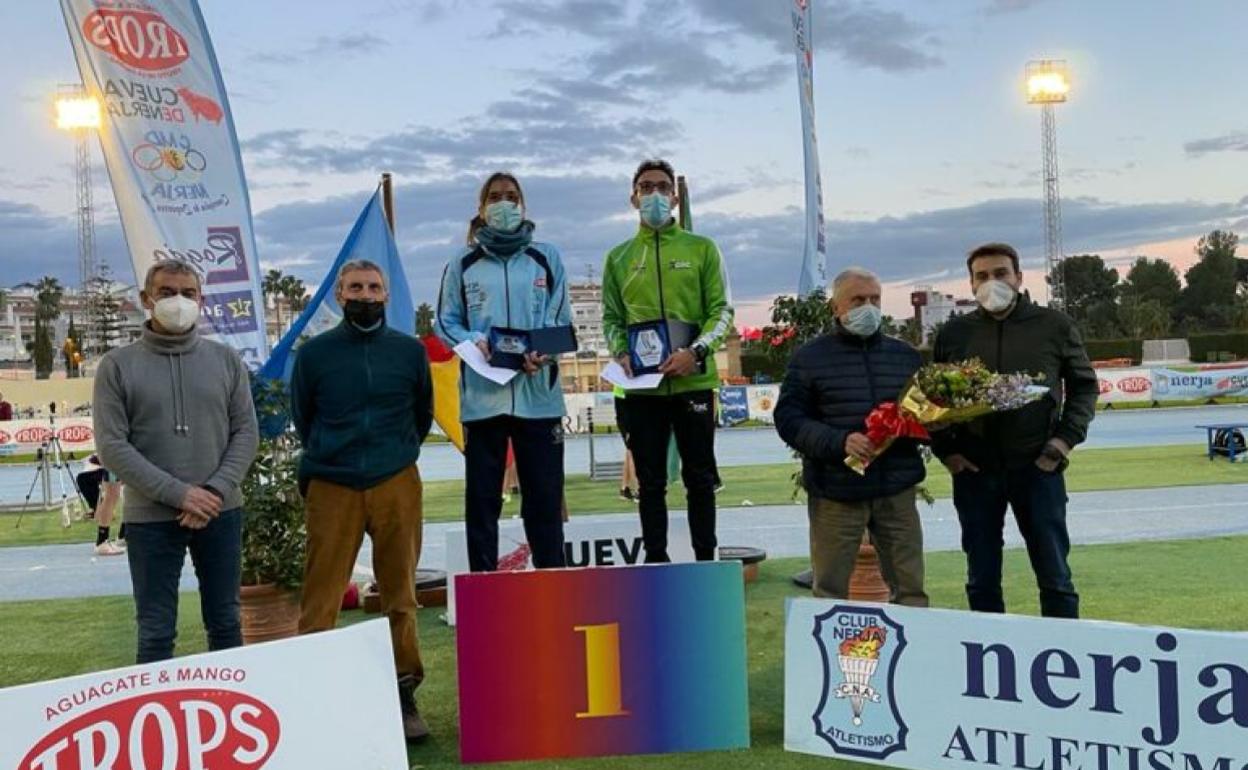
690;342;709;362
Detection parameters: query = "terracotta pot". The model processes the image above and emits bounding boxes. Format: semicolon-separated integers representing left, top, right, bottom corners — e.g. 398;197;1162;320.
240;582;301;644
848;535;891;603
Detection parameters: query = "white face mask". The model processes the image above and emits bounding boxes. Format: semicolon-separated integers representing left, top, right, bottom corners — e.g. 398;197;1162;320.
975;279;1017;313
152;296;200;333
484;200;524;232
841;304;882;337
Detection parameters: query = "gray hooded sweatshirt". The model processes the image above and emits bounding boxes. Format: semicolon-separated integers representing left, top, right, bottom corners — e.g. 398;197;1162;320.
93;323;259;523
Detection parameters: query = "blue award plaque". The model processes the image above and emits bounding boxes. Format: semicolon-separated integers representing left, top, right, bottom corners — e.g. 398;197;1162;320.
489;327;531;370
628;320;671;375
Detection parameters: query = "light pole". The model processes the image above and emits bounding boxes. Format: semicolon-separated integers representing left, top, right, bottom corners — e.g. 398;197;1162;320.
55;84;102;358
1026;60;1070;311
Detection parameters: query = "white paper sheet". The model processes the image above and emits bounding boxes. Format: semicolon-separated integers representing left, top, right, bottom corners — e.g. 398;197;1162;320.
601;361;664;390
454;340;519;385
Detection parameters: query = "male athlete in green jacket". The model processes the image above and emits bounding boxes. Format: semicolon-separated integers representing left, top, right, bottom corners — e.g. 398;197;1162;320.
601;158;734;562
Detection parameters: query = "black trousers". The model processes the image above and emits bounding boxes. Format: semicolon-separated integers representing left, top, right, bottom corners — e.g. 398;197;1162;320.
625;390;718;562
463;415;566;571
952;464;1079;618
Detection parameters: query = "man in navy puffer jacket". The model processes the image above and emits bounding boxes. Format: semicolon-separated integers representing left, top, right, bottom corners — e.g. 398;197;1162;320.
774;267;928;606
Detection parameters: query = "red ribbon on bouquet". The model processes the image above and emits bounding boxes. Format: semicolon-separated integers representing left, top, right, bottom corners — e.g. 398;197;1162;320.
864;402;930;445
846;402;931;475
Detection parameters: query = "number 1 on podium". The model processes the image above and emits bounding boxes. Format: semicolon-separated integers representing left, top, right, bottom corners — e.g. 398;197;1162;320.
575;623;629;718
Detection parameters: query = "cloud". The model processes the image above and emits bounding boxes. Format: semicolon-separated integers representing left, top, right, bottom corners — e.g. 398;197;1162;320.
498;0;630;38
247;32;390;66
494;0;940;108
981;0;1051;15
0;201;127;287
685;0;943;72
1184;132;1248;156
241;87;682;176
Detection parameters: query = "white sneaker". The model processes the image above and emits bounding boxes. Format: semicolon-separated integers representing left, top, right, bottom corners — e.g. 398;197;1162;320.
94;541;125;557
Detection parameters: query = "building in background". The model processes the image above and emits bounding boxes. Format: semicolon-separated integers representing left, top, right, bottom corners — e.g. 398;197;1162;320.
1;281;145;364
568;281;608;356
910;286;976;346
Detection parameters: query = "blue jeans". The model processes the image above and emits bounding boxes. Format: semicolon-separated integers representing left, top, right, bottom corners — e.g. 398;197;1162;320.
125;509;243;663
952;466;1079;618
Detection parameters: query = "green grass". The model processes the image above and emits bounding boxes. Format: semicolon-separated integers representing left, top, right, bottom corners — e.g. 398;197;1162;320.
4;442;1246;548
1;537;1245;768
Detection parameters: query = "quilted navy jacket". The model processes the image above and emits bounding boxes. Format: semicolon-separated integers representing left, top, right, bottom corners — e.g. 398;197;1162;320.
774;326;926;502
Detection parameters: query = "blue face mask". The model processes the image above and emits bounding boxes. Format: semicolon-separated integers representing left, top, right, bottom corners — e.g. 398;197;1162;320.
639;193;672;228
843;304;882;337
484;200;524;232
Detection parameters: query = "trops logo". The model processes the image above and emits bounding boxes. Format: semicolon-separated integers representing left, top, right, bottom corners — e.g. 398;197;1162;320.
812;605;908;760
83;6;190;75
1118;376;1151;394
58;425;94;444
19;688;279;770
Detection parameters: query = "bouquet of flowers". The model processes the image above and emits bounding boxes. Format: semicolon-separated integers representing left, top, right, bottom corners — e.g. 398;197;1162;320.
847;359;1048;475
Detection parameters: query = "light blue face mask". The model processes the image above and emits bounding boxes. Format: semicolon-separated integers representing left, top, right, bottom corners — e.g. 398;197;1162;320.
484;200;524;232
843;304;882;337
639;193;672;228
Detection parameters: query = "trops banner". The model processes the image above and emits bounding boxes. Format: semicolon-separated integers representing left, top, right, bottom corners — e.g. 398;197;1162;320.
785;599;1248;770
791;0;828;296
60;0;268;367
1;621;408;769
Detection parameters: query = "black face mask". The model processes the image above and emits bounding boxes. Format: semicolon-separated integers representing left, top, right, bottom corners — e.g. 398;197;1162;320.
343;299;385;329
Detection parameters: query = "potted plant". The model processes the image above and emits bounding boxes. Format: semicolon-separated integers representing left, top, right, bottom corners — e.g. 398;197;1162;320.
238;377;306;644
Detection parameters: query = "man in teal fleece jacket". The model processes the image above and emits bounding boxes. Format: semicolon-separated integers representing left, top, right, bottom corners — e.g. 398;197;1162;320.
290;258;433;741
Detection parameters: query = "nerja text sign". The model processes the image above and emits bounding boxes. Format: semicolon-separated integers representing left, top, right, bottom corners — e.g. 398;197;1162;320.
785;599;1248;770
455;562;750;763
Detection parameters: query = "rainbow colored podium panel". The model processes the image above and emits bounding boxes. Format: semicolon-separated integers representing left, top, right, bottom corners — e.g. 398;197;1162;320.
455;562;750;763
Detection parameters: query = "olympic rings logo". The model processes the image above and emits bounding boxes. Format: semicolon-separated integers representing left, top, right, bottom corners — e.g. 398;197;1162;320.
131;142;206;183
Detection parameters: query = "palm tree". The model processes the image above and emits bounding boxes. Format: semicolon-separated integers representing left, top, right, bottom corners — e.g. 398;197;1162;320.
34;276;64;324
262;269;285;334
279;275;308;332
32;277;64;379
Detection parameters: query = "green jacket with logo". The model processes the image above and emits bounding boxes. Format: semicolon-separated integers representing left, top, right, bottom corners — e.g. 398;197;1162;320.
601;221;734;395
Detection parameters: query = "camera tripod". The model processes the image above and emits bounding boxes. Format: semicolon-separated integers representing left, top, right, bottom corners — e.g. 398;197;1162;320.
15;410;86;529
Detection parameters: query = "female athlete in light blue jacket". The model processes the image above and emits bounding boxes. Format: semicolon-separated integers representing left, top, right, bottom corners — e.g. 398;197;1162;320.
436;172;571;572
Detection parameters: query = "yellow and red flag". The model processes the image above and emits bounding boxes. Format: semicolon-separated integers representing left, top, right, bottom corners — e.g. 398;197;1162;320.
422;334;465;451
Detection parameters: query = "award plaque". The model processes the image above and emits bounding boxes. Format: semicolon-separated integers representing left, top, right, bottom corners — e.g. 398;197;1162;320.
627;320;698;375
628;321;670;374
488;325;578;370
488;327;531;370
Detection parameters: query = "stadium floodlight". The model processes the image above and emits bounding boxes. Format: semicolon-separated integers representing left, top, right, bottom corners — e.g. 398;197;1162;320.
55;96;101;129
56;86;103;358
1026;60;1071;310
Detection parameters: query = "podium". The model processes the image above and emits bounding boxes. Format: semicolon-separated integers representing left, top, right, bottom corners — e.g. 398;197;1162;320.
455;562;750;763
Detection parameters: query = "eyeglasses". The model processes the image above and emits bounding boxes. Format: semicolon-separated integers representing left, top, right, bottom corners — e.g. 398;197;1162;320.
636;181;673;195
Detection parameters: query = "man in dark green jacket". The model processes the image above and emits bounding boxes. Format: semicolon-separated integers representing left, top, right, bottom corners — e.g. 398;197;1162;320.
291;258;433;740
932;242;1098;619
602;158;734;562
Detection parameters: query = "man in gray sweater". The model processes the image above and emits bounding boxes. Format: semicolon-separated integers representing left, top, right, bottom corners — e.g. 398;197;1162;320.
94;261;258;663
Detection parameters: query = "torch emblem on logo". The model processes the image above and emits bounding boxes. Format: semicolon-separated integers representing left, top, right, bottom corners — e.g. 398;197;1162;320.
834;626;886;725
